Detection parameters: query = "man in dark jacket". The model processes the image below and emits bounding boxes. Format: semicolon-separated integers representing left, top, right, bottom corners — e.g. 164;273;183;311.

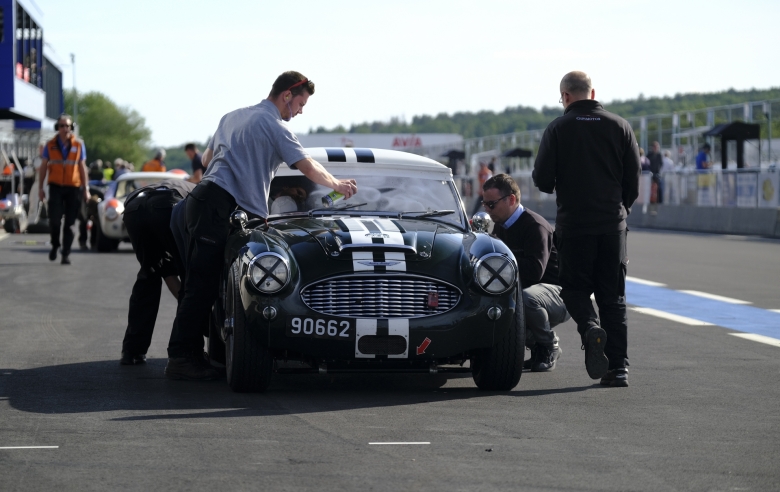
533;71;640;387
483;174;570;372
120;178;197;366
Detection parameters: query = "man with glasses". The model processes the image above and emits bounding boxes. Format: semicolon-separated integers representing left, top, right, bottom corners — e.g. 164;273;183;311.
533;71;640;387
165;71;358;380
482;174;569;372
38;114;90;265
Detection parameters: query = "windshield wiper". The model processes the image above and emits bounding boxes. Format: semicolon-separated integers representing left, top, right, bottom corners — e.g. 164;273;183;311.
399;210;456;219
309;203;368;216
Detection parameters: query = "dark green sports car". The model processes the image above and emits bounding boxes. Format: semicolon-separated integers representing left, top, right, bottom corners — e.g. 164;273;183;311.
210;148;524;392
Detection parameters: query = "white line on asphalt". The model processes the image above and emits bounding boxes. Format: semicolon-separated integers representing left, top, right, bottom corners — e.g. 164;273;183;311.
0;234;8;243
678;290;751;305
729;333;780;348
629;307;714;326
626;276;667;287
0;446;59;450
369;442;430;445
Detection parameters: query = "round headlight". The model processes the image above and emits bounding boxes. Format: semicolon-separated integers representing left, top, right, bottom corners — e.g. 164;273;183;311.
474;253;516;294
105;207;118;220
248;252;290;293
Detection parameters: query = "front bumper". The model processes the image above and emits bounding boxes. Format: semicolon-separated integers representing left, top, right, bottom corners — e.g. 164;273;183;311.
239;276;517;362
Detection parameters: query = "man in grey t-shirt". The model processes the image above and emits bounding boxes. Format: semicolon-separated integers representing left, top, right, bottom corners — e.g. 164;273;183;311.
165;71;357;381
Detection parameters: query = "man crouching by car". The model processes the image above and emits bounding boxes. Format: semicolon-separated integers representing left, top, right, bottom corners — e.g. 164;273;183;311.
482;174;569;372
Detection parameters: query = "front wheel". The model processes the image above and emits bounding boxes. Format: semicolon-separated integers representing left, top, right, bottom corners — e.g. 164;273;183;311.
95;220;119;252
225;262;273;392
471;290;525;391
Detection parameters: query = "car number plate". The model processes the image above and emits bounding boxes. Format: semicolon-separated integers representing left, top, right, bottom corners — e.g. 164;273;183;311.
286;316;354;340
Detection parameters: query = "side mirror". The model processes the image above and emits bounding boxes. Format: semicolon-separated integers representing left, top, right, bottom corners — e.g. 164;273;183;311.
230;210;248;231
471;211;492;233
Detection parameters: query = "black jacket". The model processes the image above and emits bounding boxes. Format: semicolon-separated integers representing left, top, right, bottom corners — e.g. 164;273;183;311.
493;207;559;289
532;100;640;237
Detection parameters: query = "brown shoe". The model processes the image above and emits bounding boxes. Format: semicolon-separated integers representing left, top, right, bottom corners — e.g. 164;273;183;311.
165;354;221;381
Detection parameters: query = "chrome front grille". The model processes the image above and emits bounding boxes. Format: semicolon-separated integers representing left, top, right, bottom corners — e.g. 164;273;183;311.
301;276;461;318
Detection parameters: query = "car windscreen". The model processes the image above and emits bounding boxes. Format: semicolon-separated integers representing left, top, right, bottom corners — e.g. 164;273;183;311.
115;178;170;199
268;174;466;228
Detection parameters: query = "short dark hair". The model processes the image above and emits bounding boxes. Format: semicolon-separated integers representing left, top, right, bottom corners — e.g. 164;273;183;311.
703;143;711;150
270;71;315;98
184;143;197;152
483;174;521;202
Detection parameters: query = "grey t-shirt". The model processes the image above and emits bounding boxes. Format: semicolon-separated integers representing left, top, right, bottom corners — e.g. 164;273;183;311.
202;99;309;217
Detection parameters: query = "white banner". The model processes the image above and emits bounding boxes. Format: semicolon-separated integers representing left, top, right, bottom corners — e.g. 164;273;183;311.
757;171;780;208
736;172;758;208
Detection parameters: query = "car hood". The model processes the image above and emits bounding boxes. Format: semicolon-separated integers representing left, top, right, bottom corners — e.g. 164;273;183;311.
270;216;441;262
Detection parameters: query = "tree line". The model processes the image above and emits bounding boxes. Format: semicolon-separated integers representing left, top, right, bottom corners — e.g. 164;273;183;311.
65;87;780;172
311;87;780;138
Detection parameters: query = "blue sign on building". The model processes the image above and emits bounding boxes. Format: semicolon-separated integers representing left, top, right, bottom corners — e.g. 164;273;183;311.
0;0;64;158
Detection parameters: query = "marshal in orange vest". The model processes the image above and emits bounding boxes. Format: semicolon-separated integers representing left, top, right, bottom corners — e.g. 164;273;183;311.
142;158;166;172
45;136;85;188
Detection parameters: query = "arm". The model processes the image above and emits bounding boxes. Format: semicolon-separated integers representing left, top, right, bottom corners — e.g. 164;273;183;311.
79;160;90;201
38;158;49;201
514;222;550;288
293;158;357;198
532;127;557;194
202;148;213;167
621;134;641;212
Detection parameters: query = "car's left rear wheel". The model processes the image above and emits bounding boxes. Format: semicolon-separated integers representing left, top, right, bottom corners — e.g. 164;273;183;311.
225;261;273;392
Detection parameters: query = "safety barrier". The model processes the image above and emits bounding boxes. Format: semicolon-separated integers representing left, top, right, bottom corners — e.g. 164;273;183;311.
460;170;780;238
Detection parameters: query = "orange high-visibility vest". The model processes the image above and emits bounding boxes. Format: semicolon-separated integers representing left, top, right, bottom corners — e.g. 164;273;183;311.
142;158;166;172
46;136;84;187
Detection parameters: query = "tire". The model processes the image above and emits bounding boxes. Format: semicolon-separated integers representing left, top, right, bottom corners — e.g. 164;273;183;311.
207;304;226;365
95;221;120;252
225;262;273;392
26;220;50;234
471;289;525;391
3;219;16;233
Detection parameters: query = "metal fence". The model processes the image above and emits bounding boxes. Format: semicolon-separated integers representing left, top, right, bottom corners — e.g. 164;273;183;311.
453;168;780;213
409;98;780;175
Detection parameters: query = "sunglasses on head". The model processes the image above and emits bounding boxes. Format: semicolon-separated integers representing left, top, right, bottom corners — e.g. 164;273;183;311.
286;79;309;91
482;195;511;210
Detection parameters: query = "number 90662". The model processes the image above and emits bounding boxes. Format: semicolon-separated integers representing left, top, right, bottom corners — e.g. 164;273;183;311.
286;316;353;340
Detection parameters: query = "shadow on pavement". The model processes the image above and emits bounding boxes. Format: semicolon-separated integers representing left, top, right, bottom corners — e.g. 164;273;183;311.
0;359;593;420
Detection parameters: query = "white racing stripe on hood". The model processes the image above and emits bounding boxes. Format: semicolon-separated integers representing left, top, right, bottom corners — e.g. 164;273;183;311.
341;218;372;245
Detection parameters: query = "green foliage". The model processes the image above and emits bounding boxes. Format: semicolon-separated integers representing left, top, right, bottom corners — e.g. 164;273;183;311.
160;141;210;171
64;90;152;169
313;88;780;138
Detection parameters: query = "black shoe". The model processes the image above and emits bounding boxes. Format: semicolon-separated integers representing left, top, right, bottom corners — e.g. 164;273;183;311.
120;352;147;365
523;346;537;370
49;247;57;261
600;367;629;387
165;354;221;381
61;254;71;265
583;326;609;380
79;241;88;251
531;344;562;372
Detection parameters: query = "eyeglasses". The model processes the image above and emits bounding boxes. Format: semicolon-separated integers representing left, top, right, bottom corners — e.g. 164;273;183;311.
57;123;70;128
482;195;511;210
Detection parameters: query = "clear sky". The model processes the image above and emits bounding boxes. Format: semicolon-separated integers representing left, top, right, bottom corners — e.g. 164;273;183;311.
32;0;780;147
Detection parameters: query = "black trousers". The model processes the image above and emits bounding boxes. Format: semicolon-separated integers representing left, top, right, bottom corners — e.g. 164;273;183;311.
557;229;629;369
48;184;81;255
121;190;182;355
168;181;236;358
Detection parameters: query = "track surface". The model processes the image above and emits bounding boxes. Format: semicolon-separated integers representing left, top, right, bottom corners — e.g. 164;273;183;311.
1;229;779;491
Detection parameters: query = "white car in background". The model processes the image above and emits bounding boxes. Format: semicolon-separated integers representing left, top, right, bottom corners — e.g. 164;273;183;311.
95;171;188;251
